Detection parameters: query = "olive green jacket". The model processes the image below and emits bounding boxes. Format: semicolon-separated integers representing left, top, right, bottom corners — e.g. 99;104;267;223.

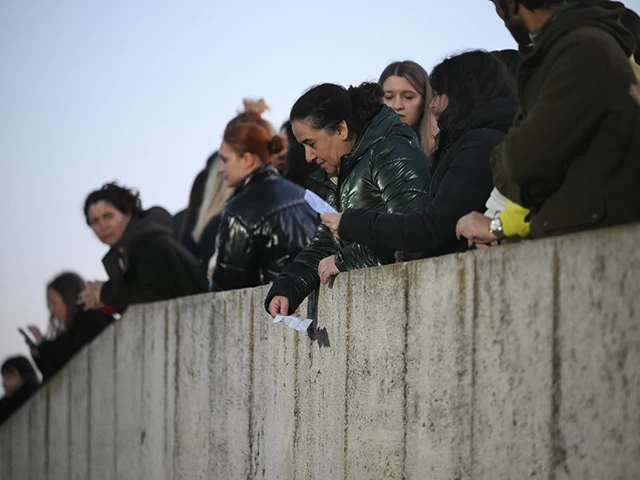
492;3;640;237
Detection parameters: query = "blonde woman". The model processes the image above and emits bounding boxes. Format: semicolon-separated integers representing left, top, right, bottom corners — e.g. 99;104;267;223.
379;60;434;156
193;153;233;273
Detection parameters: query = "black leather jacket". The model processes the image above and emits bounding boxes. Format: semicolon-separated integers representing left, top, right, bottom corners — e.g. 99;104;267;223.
210;165;318;291
265;105;432;314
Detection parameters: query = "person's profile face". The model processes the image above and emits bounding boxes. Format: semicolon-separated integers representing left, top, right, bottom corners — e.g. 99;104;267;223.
490;0;531;46
218;141;257;188
292;119;351;176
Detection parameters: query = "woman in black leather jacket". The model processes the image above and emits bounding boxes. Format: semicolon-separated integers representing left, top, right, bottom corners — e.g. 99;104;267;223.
265;82;432;318
209;118;319;291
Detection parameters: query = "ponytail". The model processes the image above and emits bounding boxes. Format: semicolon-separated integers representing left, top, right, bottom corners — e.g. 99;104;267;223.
267;135;284;156
347;83;384;127
290;82;383;140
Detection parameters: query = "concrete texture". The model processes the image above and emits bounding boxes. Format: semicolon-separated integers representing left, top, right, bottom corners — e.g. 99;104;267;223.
69;348;90;480
405;254;475;479
47;371;70;479
208;288;253;479
473;240;556;479
555;226;640;479
88;325;116;480
1;223;639;480
29;381;48;479
343;265;408;479
294;280;349;480
140;302;168;480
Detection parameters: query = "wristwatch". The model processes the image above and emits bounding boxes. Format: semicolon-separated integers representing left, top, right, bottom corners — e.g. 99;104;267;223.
489;216;506;240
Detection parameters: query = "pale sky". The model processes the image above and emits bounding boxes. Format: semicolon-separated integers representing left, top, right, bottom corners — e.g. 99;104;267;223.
6;0;627;391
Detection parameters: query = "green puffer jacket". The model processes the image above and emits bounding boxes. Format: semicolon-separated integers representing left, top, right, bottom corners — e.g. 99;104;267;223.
264;105;431;314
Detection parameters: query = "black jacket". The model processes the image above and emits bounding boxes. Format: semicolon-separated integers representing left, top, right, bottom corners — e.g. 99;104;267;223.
211;165;319;291
197;213;222;268
338;97;517;257
265;105;432;314
100;207;208;311
34;310;114;382
492;2;640;237
0;382;39;425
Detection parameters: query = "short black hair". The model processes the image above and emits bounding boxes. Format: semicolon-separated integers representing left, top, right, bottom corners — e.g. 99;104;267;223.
431;50;516;158
83;182;143;225
290;82;384;141
1;356;39;388
491;49;521;80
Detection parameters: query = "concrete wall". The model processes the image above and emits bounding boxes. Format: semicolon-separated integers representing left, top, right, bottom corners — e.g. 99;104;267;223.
1;224;639;479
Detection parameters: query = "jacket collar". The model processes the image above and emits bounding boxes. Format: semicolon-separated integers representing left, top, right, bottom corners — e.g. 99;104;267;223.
102;206;173;273
232;165;279;197
339;105;417;184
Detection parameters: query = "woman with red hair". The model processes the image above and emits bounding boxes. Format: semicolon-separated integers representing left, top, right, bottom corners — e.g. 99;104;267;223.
210;116;319;291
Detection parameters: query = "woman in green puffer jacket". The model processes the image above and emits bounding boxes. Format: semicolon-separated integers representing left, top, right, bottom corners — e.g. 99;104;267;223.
265;82;431;317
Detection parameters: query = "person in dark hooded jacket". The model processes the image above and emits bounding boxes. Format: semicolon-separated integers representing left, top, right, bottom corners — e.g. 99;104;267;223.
0;356;40;425
79;183;208;312
25;272;113;382
321;51;517;258
265;82;432;318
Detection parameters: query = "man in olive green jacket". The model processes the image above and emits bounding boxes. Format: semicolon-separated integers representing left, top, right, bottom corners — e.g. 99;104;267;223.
489;0;640;238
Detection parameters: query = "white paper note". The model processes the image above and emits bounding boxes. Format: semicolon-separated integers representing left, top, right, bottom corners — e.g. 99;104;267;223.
304;190;337;215
273;315;313;332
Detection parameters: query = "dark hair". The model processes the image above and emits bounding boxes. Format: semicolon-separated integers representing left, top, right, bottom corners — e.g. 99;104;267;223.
47;272;86;331
1;356;39;388
503;0;567;9
430;50;515;159
491;49;521;80
178;162;211;241
621;7;640;63
379;61;433;153
290;82;383;140
84;182;143;225
280;121;321;186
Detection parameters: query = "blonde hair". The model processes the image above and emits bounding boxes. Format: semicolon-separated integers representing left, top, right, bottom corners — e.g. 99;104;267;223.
192;154;233;242
379;61;433;155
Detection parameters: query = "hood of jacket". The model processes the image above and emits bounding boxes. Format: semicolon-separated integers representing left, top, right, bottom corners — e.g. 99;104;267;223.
341;105;418;179
456;96;518;134
102;206;174;271
434;96;518;170
231;164;279;198
524;2;634;63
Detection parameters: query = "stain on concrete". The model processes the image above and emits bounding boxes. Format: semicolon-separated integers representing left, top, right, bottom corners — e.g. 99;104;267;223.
550;243;568;479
